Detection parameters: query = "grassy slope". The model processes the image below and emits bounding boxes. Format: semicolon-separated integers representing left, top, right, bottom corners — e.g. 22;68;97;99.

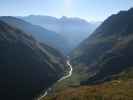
44;80;133;100
43;67;133;100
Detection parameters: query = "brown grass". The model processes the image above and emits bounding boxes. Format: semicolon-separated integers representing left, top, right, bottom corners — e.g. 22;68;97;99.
43;79;133;100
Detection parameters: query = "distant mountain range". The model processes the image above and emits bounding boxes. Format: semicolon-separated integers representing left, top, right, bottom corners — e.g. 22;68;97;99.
0;20;67;100
0;16;69;54
20;15;100;51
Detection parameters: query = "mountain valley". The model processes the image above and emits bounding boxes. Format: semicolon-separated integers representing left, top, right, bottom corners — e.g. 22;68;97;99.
0;5;133;100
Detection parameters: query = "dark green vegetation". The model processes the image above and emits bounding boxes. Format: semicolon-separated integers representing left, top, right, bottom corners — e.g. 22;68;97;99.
0;20;67;100
43;8;133;100
71;7;133;84
0;16;69;54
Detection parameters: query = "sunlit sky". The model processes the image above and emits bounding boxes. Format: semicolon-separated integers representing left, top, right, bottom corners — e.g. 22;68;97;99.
0;0;133;21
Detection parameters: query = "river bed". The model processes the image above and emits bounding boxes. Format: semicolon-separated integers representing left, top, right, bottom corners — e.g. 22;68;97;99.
37;60;73;100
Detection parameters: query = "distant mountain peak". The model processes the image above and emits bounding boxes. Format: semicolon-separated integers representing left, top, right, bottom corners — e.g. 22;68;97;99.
60;16;90;24
20;15;100;53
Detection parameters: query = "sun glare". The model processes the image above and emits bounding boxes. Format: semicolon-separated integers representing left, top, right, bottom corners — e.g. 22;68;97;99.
64;0;73;16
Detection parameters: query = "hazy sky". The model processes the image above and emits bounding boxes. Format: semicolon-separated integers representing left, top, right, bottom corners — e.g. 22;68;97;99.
0;0;133;21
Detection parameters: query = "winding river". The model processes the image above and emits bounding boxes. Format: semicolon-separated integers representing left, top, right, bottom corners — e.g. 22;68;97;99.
37;60;73;100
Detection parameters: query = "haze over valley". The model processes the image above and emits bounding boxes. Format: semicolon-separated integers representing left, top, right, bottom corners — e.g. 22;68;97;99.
20;15;100;53
0;0;133;100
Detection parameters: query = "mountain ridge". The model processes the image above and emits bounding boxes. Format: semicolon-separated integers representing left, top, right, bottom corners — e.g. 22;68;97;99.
0;16;69;54
71;7;133;85
20;15;100;51
0;20;67;100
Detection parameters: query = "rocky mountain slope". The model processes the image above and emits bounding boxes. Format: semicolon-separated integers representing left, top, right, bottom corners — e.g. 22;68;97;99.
0;20;67;100
71;8;133;84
